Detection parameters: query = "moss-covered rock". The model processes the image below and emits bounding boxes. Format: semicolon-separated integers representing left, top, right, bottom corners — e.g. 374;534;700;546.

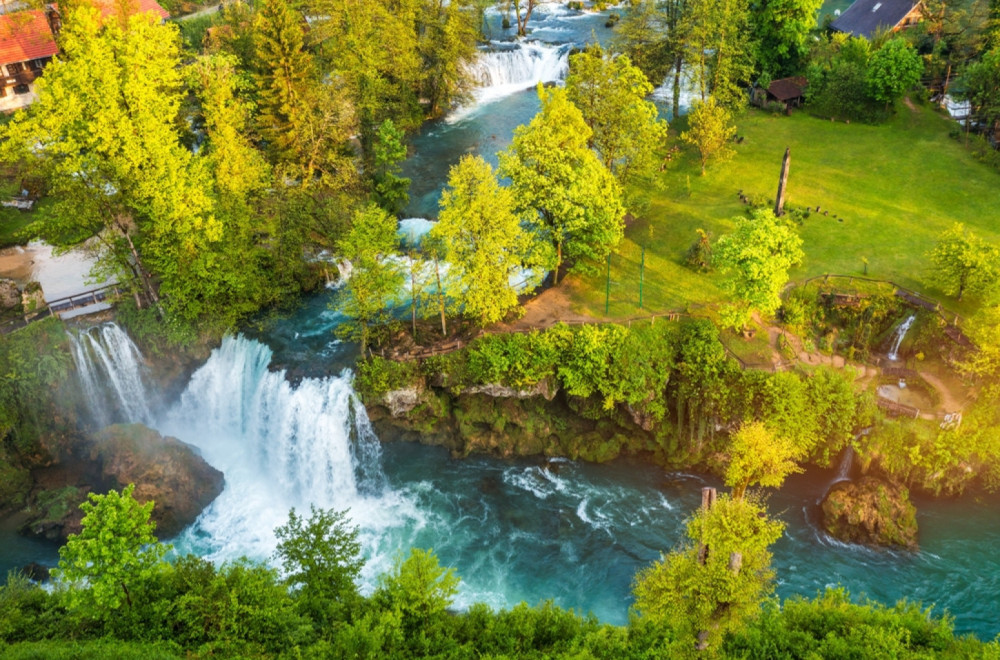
821;476;918;549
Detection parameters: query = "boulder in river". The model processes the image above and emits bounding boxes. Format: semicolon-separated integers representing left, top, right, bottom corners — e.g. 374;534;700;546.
821;476;918;549
90;424;224;538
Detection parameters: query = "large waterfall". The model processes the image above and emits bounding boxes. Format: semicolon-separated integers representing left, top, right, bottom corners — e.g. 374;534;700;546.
69;323;155;428
157;335;416;580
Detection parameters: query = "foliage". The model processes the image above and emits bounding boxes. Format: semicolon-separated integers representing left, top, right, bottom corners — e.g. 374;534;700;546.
566;45;668;207
725;420;802;499
431;155;540;326
684;0;757;108
499;85;625;284
958;48;1000;141
371;119;411;214
274;506;365;628
866;38;924;108
750;0;824;77
53;484;170;614
632;494;784;653
373;548;460;653
805;34;890;123
714;208;804;331
682;96;738;175
684;228;714;272
335;204;405;353
928;222;999;301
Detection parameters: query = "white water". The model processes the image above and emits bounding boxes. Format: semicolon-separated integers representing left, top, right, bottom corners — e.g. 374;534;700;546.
887;315;916;361
398;217;435;247
157;335;421;586
452;41;571;122
68;323;155;428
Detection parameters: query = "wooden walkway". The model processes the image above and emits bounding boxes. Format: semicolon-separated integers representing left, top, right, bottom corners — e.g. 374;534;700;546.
0;284;119;335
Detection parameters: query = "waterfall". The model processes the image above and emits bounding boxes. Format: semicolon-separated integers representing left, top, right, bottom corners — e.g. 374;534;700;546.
887;315;916;361
830;446;854;487
451;41;571;119
159;335;402;563
69;322;155;428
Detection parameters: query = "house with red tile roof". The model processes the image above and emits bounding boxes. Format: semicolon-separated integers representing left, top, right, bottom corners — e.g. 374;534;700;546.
0;0;169;112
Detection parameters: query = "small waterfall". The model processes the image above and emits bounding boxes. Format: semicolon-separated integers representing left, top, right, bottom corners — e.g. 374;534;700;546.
452;41;571;117
830;446;854;487
69;322;154;428
160;335;394;561
887;315;916;361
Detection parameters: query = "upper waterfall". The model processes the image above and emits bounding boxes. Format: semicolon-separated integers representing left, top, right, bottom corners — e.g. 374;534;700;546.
69;322;155;428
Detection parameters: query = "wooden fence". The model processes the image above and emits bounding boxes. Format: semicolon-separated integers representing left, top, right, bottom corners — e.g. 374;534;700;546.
0;283;120;336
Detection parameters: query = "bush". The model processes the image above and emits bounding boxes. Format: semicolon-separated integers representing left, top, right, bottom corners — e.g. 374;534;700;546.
354;356;420;399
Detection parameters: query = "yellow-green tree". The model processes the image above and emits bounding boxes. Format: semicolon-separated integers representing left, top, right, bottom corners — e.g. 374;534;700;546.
499;85;625;285
682;96;737;175
431;155;541;327
726;420;802;500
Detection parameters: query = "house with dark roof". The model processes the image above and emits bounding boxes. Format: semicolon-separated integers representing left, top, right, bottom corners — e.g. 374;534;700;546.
0;0;169;112
830;0;923;39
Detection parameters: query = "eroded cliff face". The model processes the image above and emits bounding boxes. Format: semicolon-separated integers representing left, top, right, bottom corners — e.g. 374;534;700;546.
821;476;919;550
365;381;684;467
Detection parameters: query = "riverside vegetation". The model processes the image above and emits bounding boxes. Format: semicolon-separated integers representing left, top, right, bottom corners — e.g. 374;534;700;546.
0;0;1000;656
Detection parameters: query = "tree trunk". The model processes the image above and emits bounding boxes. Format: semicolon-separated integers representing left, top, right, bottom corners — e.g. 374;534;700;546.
553;241;562;285
672;57;683;120
434;256;447;336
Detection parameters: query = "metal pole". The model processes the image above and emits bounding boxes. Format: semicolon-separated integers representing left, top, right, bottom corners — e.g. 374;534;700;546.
639;244;645;309
605;253;611;316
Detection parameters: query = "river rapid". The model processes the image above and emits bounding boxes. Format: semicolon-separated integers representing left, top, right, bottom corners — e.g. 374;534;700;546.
2;2;998;642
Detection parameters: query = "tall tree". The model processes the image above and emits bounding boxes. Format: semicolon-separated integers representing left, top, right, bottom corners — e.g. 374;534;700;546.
566;45;669;204
431;155;540;327
928;222;999;301
503;0;551;36
960;48;1000;141
499;85;625;285
337;204;404;353
750;0;823;77
682;96;737;175
684;0;757;107
725;420;802;500
632;493;784;653
1;7;218;322
714;208;804;331
53;484;169;614
372;119;411;215
866;38;924;110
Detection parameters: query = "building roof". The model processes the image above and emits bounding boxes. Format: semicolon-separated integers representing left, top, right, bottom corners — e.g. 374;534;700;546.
0;9;57;66
92;0;170;21
768;76;808;101
830;0;919;38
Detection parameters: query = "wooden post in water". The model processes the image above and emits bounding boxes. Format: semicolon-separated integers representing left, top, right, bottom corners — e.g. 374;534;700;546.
774;147;790;217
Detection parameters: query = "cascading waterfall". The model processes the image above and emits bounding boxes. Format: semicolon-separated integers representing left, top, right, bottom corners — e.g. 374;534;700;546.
158;335;412;567
452;42;571;119
68;322;155;428
829;446;854;489
887;315;916;361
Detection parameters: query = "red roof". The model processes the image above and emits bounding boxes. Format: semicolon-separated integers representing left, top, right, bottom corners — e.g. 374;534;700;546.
0;10;58;67
93;0;170;21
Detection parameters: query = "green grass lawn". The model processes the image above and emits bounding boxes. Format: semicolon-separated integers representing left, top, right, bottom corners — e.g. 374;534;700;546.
567;103;1000;321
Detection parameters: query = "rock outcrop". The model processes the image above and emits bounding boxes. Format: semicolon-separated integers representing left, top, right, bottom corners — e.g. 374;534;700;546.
89;424;224;538
821;476;918;549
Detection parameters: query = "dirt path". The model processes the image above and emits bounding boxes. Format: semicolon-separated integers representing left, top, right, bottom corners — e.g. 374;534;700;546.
903;96;918;112
500;285;597;332
917;370;966;412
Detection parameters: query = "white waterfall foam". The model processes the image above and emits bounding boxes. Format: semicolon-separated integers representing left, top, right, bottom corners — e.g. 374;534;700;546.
450;42;571;122
158;335;417;574
887;315;916;361
69;322;154;427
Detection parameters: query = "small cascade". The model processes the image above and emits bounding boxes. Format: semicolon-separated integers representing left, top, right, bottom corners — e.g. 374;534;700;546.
160;335;392;561
829;446;854;488
458;41;571;110
68;322;155;428
887;315;916;361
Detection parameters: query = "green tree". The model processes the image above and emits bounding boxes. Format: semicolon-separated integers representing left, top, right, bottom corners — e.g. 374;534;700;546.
499;85;624;284
714;208;804;331
372;119;411;214
337;204;405;353
566;46;668;205
960;48;1000;142
431;155;540;327
53;484;169;613
274;506;365;628
632;494;784;653
1;7;222;329
928;222;999;301
373;548;460;646
866;38;924;109
682;96;737;175
750;0;823;77
684;0;757;107
725;421;802;500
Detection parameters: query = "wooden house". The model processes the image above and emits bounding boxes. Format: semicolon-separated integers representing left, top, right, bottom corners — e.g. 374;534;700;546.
753;76;808;113
830;0;923;39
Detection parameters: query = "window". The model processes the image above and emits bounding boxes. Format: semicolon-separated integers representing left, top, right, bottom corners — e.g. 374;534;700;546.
6;62;23;75
13;84;29;95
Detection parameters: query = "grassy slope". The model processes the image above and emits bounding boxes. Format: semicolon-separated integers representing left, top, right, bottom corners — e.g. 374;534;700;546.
566;103;1000;320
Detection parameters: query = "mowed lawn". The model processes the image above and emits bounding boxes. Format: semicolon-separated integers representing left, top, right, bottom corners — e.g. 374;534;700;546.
566;103;1000;319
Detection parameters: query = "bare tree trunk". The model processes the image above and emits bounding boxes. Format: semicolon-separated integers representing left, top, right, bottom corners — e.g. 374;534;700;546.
434;256;447;336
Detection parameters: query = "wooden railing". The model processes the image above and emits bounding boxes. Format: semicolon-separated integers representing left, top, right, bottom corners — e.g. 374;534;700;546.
0;283;120;335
